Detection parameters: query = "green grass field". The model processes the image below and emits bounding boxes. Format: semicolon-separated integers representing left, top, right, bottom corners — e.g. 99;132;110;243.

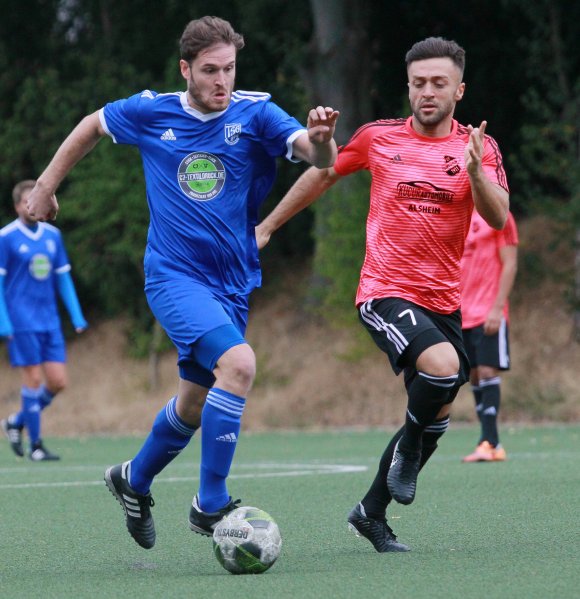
1;425;578;599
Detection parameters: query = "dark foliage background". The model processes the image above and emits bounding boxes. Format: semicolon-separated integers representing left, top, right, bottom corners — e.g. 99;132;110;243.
1;0;578;338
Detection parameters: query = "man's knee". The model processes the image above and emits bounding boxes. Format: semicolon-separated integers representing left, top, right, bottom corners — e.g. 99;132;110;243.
416;342;460;377
215;344;256;393
477;365;498;380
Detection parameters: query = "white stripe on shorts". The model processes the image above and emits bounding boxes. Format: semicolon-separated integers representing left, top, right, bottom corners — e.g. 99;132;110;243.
360;301;409;354
498;318;509;369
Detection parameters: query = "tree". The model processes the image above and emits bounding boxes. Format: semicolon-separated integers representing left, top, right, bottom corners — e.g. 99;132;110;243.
507;0;580;338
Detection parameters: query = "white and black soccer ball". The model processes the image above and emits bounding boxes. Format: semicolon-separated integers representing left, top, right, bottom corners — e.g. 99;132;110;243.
212;506;282;575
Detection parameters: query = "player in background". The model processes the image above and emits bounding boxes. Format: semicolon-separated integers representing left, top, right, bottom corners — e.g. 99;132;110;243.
460;210;518;462
0;179;87;461
256;37;509;552
26;16;338;550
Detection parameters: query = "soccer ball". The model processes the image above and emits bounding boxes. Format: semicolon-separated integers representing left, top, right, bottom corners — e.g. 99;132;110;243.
212;506;282;574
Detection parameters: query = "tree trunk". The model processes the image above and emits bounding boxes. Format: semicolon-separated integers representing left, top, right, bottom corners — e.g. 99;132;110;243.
302;0;375;311
303;0;374;143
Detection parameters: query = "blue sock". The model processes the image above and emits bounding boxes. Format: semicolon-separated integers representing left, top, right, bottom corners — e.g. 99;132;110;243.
129;396;197;495
22;386;42;445
199;388;245;512
39;385;56;410
9;411;24;429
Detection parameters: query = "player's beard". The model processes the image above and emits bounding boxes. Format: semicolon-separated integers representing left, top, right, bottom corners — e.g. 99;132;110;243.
412;98;455;128
186;78;232;114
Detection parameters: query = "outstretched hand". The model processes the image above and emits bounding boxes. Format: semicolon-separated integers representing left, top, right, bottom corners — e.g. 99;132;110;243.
307;106;340;145
465;120;487;176
26;183;59;221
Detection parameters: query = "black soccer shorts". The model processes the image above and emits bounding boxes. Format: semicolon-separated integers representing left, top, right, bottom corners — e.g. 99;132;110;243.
462;320;511;370
358;297;470;383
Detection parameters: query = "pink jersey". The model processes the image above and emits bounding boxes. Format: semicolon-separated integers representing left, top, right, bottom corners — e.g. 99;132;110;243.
460;211;518;328
333;117;508;313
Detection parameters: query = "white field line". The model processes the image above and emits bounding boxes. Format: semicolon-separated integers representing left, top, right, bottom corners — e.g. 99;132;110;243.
0;462;368;490
0;450;577;489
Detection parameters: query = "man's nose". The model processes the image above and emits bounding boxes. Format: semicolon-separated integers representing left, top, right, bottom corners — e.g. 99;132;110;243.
215;71;227;85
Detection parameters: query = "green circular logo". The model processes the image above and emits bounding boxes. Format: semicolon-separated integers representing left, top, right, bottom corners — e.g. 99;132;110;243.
29;254;51;280
178;152;226;201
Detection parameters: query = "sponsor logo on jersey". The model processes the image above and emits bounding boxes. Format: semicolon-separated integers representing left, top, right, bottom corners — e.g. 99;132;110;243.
442;155;461;176
177;152;226;201
29;254;51;280
161;128;177;141
396;181;454;204
224;123;242;145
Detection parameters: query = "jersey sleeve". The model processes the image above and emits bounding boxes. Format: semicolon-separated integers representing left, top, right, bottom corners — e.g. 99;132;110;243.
257;101;306;161
333;123;374;176
0;233;7;274
482;135;509;193
100;90;154;146
53;230;71;274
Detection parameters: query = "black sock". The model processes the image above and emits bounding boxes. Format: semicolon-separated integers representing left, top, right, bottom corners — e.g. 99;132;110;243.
421;416;450;460
480;376;501;446
360;426;404;519
472;384;484;443
472;384;483;421
360;417;450;519
401;371;457;451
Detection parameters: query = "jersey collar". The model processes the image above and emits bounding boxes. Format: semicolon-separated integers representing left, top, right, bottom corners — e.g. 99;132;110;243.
179;92;229;121
16;219;43;240
405;116;458;142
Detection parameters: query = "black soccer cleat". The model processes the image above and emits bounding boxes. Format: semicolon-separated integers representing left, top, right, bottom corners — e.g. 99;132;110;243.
347;503;410;552
387;441;422;505
29;440;60;461
188;494;240;536
1;418;24;457
104;461;156;549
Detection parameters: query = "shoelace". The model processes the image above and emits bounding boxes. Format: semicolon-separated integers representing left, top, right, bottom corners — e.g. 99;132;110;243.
137;495;155;514
220;498;241;515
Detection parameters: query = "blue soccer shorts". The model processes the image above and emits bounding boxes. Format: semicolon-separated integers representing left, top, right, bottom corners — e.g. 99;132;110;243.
145;277;248;388
8;329;67;367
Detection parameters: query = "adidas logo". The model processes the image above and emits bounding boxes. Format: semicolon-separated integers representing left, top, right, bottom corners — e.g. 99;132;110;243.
18;244;29;253
216;432;237;443
160;128;177;141
391;154;403;162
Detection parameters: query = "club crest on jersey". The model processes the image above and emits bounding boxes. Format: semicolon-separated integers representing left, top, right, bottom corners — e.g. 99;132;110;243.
442;155;461;176
224;123;242;146
29;254;51;281
178;152;226;201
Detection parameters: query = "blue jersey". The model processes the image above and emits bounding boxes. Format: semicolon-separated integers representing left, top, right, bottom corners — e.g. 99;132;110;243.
0;220;70;332
100;90;306;295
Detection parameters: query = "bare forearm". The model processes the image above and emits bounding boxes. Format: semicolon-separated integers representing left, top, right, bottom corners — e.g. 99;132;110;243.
493;251;518;311
494;267;516;311
470;172;509;230
260;166;337;235
305;139;338;169
37;112;105;193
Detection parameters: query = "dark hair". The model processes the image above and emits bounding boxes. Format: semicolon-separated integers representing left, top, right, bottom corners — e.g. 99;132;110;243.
180;16;245;63
12;179;36;204
405;37;465;76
